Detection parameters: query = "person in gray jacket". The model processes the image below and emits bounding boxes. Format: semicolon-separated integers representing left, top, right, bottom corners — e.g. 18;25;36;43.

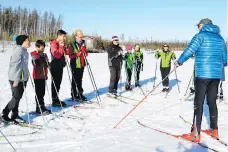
1;35;30;123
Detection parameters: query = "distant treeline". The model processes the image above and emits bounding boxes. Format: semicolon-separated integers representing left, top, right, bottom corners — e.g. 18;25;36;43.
0;5;188;50
0;5;63;41
139;40;189;50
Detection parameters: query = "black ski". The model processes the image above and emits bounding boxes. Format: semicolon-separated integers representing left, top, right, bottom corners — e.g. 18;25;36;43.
106;93;129;104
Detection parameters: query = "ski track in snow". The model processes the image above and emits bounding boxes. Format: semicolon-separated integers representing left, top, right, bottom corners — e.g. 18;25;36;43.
0;44;227;152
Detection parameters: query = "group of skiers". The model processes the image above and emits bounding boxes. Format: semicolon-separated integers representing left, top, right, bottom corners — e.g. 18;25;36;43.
107;18;227;143
106;36;177;94
0;17;227;144
1;29;89;123
106;36;144;94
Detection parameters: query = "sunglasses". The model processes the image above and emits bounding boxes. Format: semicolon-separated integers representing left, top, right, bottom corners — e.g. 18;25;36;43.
163;45;168;47
114;40;119;42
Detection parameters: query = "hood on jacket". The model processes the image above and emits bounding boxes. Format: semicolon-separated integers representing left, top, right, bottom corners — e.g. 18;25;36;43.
200;24;220;34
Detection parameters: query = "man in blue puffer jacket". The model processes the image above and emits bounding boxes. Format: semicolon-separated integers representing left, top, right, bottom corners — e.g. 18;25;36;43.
176;18;227;143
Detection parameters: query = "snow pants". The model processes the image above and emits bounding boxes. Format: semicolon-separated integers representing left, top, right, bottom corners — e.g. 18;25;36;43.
193;78;220;134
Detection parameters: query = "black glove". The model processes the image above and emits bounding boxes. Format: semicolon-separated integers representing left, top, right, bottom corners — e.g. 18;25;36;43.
174;60;182;67
39;53;49;66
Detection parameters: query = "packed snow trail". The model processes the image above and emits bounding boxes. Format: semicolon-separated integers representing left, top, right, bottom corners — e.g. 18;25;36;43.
0;45;227;152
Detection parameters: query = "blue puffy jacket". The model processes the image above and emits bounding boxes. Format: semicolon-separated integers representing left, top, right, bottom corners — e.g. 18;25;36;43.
178;24;227;80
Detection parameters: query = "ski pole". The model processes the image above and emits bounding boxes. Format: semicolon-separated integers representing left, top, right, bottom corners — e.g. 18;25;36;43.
42;66;54;115
219;81;223;98
113;67;178;128
119;62;123;99
86;58;102;104
153;59;158;88
174;66;180;93
64;53;83;102
136;63;146;96
133;59;146;96
27;70;46;124
46;64;65;111
83;53;102;105
184;71;194;97
21;72;31;125
0;130;16;151
125;55;131;90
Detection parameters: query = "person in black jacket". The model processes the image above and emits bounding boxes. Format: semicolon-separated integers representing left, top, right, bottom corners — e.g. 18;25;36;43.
106;36;123;95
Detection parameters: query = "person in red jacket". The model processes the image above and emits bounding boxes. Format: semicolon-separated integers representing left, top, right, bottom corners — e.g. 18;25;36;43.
50;30;72;107
69;30;88;102
31;40;51;115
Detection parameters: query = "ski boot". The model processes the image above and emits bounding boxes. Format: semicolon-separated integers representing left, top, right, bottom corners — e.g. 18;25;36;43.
162;87;166;92
203;129;219;140
125;84;132;90
12;116;26;124
181;125;201;143
52;99;68;107
0;113;11;123
135;82;141;87
36;106;51;115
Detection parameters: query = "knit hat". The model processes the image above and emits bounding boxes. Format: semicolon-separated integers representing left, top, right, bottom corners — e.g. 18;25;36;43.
112;36;119;41
13;34;19;41
197;18;212;26
126;44;133;51
163;44;169;48
16;35;29;45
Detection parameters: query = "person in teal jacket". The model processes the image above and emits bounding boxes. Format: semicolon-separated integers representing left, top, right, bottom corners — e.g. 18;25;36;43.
155;44;176;92
176;18;227;143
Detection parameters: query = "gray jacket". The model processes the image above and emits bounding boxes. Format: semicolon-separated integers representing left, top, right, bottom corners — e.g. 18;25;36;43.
8;46;29;83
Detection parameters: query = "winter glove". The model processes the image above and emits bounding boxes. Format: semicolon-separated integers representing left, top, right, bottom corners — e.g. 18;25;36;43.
174;60;182;67
40;53;49;63
224;62;227;66
155;51;160;59
64;43;72;55
135;55;139;61
118;50;123;56
76;52;81;57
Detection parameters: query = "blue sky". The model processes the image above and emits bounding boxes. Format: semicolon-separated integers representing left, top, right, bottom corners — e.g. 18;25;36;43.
1;0;227;41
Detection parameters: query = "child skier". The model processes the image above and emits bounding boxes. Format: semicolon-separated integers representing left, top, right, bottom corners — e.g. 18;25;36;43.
124;44;134;90
134;44;143;87
155;44;176;92
1;35;30;123
31;40;51;115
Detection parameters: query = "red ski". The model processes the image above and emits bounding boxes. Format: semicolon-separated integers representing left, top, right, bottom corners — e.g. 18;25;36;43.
179;115;228;147
137;120;219;152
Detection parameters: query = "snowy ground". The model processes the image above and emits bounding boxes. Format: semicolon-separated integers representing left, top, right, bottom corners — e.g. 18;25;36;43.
0;44;228;152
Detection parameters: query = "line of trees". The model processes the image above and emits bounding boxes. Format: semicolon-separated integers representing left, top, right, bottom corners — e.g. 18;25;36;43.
0;5;63;41
0;5;188;50
118;34;189;50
